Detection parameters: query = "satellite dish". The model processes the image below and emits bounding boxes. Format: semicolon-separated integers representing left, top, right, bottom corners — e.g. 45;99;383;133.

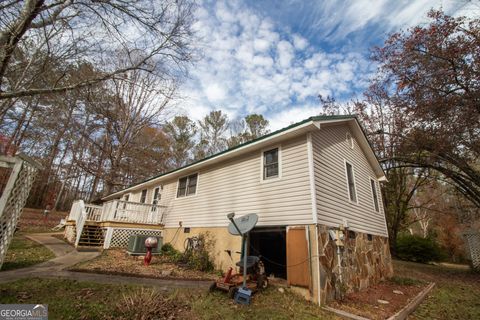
228;213;258;236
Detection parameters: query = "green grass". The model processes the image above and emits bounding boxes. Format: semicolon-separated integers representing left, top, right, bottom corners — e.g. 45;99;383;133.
0;278;339;320
0;278;140;320
192;287;338;320
1;235;55;271
393;260;480;320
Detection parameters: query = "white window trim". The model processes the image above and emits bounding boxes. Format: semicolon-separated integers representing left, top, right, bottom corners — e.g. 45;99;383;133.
175;172;199;199
140;189;148;204
369;177;380;212
151;186;162;204
346;132;354;149
259;145;282;183
344;159;358;204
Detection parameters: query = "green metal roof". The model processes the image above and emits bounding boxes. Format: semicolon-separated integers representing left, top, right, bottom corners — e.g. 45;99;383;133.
105;114;358;198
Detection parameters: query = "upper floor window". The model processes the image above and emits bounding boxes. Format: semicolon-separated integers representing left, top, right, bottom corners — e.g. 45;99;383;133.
346;132;354;149
152;186;162;205
345;162;357;202
370;179;379;212
177;173;198;197
263;148;279;179
140;189;147;203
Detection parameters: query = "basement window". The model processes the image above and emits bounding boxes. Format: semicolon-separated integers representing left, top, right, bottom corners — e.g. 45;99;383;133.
177;173;198;197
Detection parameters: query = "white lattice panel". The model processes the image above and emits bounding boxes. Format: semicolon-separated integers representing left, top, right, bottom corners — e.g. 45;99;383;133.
465;232;480;270
0;156;40;269
108;228;163;248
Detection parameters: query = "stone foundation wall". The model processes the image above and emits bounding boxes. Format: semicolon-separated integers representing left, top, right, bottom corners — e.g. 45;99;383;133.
317;225;393;304
64;225;76;243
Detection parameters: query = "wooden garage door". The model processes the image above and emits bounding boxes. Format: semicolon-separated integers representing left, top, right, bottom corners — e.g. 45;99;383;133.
286;227;310;288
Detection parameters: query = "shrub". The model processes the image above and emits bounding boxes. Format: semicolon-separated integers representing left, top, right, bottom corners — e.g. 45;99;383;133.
396;234;445;263
180;232;215;272
160;243;182;262
113;288;194;319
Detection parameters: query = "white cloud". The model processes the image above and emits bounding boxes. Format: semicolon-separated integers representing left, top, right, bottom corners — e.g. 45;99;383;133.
177;0;475;131
292;34;308;50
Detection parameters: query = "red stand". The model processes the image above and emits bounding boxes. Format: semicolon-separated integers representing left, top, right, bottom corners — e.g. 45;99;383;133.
144;247;153;266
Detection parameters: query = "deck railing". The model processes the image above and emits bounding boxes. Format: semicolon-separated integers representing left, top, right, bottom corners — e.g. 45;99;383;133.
102;200;166;225
68;199;166;226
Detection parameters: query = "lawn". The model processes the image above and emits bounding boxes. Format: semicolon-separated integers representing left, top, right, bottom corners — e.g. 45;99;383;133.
393;260;480;319
1;234;55;271
17;208;67;233
0;278;339;320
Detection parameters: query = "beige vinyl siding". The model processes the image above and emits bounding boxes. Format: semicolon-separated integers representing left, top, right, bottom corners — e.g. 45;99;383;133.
312;125;388;237
148;135;312;228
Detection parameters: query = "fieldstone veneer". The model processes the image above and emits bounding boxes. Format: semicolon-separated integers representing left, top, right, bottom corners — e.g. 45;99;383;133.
317;225;394;303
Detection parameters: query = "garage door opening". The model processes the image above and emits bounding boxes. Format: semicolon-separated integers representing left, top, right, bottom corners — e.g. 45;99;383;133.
249;227;286;279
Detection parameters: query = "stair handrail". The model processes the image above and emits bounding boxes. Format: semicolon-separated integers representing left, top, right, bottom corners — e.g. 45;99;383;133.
74;200;87;247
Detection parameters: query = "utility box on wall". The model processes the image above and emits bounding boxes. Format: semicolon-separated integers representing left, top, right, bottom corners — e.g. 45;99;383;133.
127;235;162;255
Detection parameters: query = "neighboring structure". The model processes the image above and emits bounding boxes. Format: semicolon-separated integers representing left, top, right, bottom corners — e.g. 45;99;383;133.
464;229;480;271
66;115;393;305
0;154;41;269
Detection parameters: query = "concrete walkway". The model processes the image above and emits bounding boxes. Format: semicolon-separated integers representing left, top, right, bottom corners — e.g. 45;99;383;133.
0;233;210;290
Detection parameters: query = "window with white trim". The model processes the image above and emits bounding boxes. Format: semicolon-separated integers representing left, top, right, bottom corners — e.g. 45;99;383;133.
177;174;198;197
345;162;357;202
140;189;147;203
370;179;379;212
152;186;162;204
346;132;354;149
263;148;279;179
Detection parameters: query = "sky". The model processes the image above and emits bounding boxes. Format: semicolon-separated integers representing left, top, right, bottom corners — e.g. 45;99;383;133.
176;0;477;130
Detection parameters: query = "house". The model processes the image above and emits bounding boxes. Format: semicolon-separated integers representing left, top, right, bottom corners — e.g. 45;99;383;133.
65;115;393;305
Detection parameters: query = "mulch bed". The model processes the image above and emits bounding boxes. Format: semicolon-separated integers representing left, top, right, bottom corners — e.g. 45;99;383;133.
328;278;428;320
70;249;218;281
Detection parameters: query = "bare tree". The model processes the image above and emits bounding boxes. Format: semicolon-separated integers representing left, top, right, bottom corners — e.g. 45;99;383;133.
0;0;195;101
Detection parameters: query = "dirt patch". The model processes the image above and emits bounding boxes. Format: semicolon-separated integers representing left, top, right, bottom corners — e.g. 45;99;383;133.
328;278;427;320
71;249;219;281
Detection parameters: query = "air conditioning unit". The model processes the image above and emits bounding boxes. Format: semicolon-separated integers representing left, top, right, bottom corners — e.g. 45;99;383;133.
127;235;163;255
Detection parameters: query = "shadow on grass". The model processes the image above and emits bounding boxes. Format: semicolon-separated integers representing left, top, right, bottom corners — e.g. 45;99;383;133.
1;235;55;271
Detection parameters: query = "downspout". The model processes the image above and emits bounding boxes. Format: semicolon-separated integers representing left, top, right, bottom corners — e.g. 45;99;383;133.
307;132;322;305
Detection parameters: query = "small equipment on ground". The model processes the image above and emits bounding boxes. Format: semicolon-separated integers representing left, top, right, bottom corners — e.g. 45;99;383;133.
209;212;268;304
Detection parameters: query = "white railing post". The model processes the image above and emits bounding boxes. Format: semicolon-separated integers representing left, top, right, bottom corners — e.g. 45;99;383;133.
103;227;113;249
74;200;87;247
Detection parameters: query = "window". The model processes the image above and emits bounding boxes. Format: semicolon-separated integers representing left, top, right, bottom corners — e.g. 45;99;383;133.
370;179;379;212
122;194;129;210
151;186;161;211
177;173;198;197
140;189;147;203
152;187;161;205
263;148;279;179
346;132;354;149
345;162;357;202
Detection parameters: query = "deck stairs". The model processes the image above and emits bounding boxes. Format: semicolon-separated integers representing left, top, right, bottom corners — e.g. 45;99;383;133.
76;223;104;250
